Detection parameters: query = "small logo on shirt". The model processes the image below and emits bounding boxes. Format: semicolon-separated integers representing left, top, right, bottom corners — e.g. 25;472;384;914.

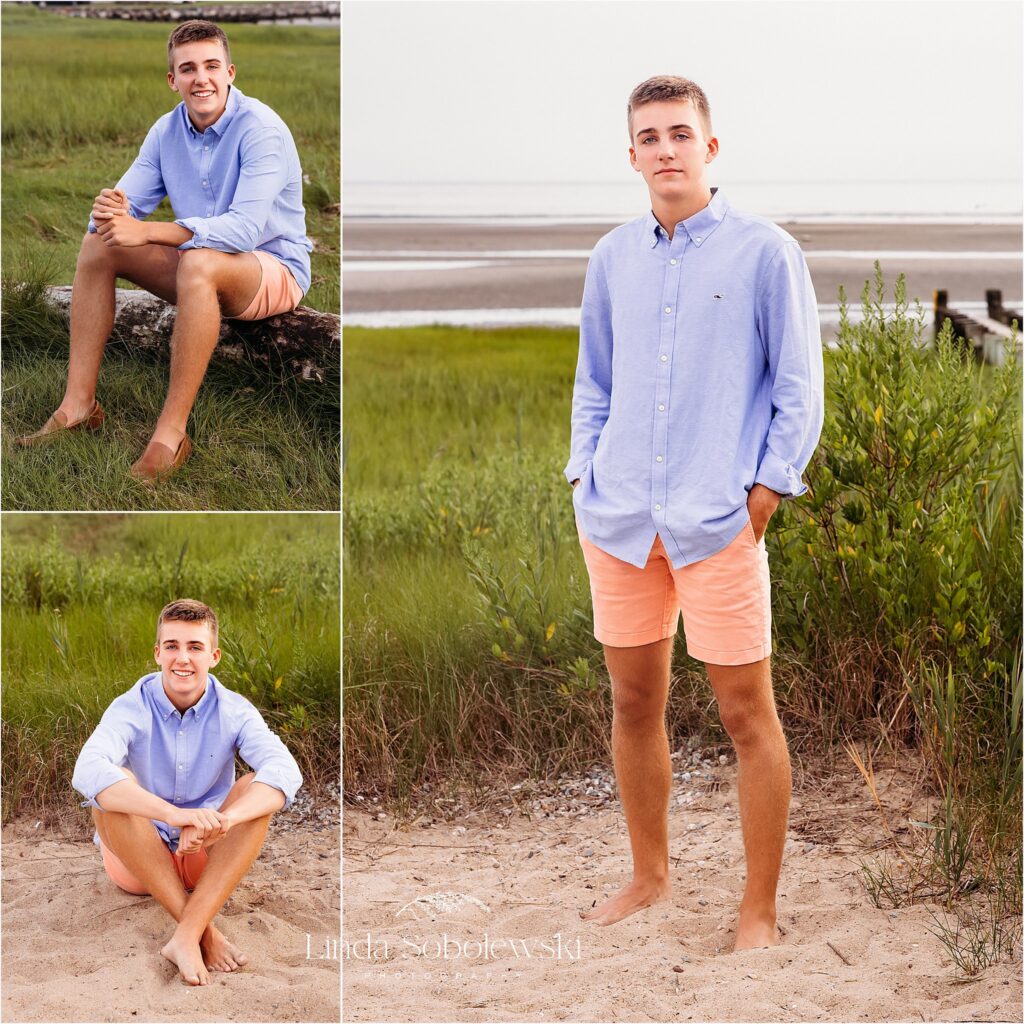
713;293;724;300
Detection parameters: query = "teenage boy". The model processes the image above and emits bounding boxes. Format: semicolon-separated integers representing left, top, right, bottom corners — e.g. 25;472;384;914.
72;599;303;986
566;76;824;951
17;20;313;483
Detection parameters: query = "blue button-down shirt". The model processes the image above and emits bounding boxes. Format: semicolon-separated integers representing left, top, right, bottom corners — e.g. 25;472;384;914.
72;673;303;852
565;188;824;569
87;85;312;294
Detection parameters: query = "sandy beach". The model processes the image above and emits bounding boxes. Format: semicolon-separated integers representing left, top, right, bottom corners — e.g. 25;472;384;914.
343;221;1022;325
1;814;340;1023
343;755;1021;1022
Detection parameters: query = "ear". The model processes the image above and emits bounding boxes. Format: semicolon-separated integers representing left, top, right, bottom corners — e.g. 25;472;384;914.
705;135;720;163
227;63;236;83
154;643;161;664
167;71;178;93
628;146;640;172
210;647;222;667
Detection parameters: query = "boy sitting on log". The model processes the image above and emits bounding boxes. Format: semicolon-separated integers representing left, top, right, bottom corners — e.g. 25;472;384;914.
17;20;312;483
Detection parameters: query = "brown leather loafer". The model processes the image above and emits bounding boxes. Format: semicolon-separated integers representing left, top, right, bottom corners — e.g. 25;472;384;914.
129;434;192;484
15;400;105;446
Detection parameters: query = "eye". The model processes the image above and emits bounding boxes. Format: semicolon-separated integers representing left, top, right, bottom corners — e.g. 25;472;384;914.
674;133;690;141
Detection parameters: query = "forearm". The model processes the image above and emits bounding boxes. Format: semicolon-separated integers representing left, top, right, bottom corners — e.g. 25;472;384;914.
223;781;286;826
145;221;194;247
96;777;177;822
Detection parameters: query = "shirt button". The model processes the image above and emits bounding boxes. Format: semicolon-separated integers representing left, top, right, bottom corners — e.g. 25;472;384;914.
655;504;662;511
656;455;664;463
664;306;672;314
660;354;668;363
202;180;208;186
695;236;703;242
178;730;183;735
178;764;183;769
670;259;677;265
658;404;666;411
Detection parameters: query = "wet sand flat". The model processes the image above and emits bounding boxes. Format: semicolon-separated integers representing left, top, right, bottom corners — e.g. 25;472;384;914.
343;221;1022;317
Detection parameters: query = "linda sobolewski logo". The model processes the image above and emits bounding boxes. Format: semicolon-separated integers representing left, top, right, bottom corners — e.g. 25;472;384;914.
341;891;583;963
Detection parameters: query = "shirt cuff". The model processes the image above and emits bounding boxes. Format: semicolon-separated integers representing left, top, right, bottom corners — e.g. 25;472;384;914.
76;763;133;809
564;459;591;486
253;767;302;809
754;450;807;498
175;218;203;249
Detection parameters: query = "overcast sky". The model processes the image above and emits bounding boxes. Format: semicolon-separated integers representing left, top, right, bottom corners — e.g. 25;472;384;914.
343;0;1022;187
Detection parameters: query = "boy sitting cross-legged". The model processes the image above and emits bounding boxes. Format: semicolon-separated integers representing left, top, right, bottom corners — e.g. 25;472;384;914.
72;598;303;986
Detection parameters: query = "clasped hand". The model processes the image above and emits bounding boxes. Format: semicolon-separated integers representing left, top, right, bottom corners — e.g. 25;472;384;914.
171;806;232;857
92;187;148;247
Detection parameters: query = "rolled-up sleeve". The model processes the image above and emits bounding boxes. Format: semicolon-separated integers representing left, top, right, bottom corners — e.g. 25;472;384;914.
753;242;825;498
235;702;303;808
564;246;614;484
72;700;137;809
176;126;286;254
87;125;167;233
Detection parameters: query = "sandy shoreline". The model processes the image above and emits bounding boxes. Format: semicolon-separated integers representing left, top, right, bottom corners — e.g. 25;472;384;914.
343;757;1021;1022
1;816;340;1023
343;221;1022;320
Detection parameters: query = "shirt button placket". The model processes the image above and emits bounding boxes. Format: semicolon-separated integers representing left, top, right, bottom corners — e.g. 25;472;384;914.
174;713;185;803
654;237;683;521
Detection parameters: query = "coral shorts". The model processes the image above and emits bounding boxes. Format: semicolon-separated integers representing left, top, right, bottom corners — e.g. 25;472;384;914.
229;250;304;321
176;248;303;321
577;519;772;665
99;836;208;895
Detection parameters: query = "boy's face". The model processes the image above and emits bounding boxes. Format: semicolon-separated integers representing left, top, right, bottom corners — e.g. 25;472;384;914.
629;99;718;203
167;38;235;131
154;619;221;711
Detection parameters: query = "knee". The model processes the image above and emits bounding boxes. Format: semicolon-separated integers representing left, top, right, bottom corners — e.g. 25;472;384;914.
612;680;665;728
718;698;778;750
77;230;115;270
176;247;220;288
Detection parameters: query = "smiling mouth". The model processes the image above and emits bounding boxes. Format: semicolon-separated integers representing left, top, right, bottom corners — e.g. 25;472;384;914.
192;91;214;99
172;669;195;678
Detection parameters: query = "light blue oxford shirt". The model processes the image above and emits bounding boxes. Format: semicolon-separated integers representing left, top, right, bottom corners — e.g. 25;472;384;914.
565;188;824;569
87;84;312;295
72;673;303;852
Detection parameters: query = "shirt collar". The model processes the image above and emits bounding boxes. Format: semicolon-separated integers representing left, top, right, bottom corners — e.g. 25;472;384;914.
148;671;219;721
645;187;728;249
182;84;240;138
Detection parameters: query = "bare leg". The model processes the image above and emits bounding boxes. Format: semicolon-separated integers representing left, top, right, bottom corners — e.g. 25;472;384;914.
582;636;673;925
93;772;263;984
706;657;790;951
161;800;271;981
147;249;261;450
57;232;180;423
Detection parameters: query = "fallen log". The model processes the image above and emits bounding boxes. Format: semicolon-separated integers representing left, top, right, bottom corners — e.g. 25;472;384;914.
43;286;338;383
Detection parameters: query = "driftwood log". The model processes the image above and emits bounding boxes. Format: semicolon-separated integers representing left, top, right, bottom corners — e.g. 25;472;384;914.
48;3;340;23
44;286;338;383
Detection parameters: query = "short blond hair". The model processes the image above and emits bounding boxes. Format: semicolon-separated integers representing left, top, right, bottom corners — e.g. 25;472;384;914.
627;75;713;142
156;599;219;646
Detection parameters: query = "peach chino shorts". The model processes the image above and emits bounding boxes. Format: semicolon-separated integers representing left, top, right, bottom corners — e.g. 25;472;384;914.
178;249;303;321
99;836;208;895
577;519;772;665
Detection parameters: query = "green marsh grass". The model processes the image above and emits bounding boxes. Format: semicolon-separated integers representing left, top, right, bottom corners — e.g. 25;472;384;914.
1;513;340;827
1;2;339;312
344;268;1022;972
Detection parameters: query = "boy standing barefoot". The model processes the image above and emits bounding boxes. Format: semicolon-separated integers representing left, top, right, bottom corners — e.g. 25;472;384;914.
72;599;302;985
566;76;824;950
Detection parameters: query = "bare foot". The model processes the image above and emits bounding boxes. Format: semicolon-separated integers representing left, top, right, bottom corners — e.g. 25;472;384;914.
733;907;781;951
201;924;249;972
581;877;671;926
161;934;210;986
